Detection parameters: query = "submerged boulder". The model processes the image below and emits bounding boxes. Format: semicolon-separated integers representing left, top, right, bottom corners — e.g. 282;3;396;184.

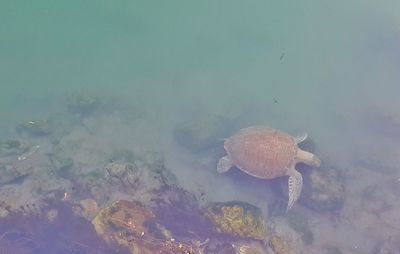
231;240;269;254
74;199;100;220
206;201;267;240
104;160;174;193
269;235;290;254
299;163;346;212
92;200;205;254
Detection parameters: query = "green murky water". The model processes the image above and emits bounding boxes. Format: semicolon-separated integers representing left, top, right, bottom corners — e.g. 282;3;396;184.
1;1;400;253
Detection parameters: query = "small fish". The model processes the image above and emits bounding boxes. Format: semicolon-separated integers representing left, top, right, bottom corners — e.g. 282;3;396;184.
273;98;279;104
18;145;40;161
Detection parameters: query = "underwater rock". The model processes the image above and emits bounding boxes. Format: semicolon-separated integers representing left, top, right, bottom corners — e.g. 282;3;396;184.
0;140;34;185
142;152;179;188
48;152;74;177
92;200;205;254
0;160;34;186
67;93;101;116
105;158;178;194
205;242;236;254
16;112;76;144
105;161;143;187
74;199;99;220
232;240;269;254
173;115;229;152
105;161;161;190
299;163;345;212
46;208;58;222
0;207;9;218
92;200;157;248
81;156;180;206
206;201;267;240
16;119;51;136
269;235;290;254
0;140;26;157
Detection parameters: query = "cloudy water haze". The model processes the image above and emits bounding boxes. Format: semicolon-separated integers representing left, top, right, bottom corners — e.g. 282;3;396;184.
1;1;400;253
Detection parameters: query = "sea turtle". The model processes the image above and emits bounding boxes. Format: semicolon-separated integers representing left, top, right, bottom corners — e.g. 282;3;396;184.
217;127;321;211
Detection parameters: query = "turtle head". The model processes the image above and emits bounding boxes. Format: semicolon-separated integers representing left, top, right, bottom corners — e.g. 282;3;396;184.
296;149;321;167
309;154;321;167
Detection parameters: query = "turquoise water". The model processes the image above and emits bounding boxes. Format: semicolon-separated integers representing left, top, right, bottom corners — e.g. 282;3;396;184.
1;1;394;123
1;1;400;253
1;1;399;144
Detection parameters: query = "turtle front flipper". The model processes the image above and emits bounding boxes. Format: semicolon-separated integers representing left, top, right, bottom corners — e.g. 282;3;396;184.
287;169;303;211
217;156;233;173
294;132;308;144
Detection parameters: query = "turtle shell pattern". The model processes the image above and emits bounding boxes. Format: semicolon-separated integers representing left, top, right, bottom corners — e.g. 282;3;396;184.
224;127;297;179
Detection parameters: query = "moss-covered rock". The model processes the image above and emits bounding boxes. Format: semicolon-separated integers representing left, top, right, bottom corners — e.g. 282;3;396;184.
206;201;267;240
269;235;290;254
92;200;204;254
74;199;100;220
232;240;268;254
299;163;345;212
